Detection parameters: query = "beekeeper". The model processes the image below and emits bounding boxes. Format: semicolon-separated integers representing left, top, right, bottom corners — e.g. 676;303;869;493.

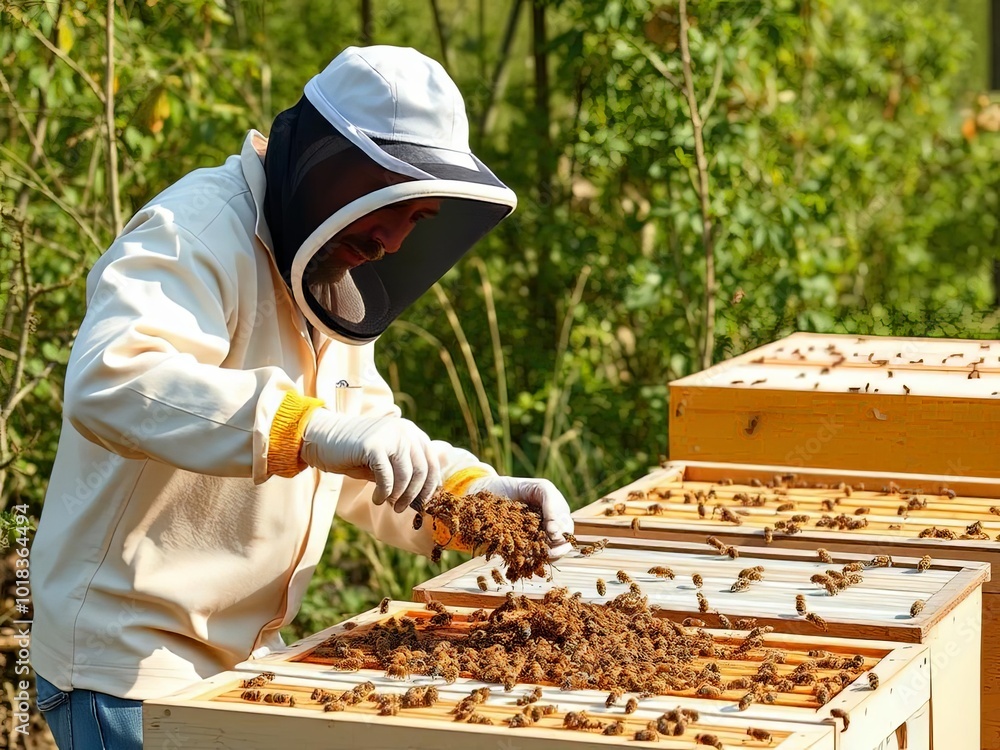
30;45;574;749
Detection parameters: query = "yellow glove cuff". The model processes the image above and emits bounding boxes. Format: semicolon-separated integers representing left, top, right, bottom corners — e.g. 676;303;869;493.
267;391;325;479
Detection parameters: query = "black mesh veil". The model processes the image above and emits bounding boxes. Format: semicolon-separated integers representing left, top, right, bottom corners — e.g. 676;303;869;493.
263;98;515;344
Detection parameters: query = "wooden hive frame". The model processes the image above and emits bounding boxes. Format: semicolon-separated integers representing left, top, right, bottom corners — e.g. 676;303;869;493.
144;670;838;750
668;332;1000;477
572;460;1000;748
227;601;932;750
413;538;986;750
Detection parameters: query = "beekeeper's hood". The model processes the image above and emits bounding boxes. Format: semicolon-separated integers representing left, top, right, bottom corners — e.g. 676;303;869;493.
263;45;516;345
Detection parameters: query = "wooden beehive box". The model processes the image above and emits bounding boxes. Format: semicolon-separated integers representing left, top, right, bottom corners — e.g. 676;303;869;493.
413;539;985;750
144;670;838;750
572;460;1000;747
668;332;1000;477
208;601;931;750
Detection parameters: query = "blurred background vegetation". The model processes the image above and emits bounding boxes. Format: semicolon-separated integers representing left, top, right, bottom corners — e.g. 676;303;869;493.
1;0;998;685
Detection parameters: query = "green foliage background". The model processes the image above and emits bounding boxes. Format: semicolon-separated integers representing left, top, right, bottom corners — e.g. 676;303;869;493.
1;0;998;641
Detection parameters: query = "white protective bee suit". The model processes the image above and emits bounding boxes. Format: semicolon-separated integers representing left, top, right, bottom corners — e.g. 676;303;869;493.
30;45;573;702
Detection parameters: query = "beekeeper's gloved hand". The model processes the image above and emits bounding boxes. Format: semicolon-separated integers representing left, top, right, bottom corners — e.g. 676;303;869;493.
300;409;441;512
466;475;574;560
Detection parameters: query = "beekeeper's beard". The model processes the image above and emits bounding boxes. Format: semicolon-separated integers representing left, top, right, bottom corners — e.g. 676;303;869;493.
305;234;386;323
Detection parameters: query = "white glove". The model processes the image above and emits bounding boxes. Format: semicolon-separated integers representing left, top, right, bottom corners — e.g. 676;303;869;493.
300;409;441;512
466;475;574;560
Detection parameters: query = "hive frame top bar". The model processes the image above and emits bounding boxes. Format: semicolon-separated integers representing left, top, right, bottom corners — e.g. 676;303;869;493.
233;601;928;738
572;460;1000;548
671;332;1000;388
146;670;839;750
412;536;988;642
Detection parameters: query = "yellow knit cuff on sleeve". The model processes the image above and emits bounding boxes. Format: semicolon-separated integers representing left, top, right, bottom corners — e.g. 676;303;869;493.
267;391;325;479
441;466;492;497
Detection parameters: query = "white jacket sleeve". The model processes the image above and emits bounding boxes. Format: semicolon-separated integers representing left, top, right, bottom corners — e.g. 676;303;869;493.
64;211;297;482
325;341;497;556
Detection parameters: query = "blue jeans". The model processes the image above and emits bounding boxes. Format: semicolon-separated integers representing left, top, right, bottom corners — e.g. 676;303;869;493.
36;674;143;750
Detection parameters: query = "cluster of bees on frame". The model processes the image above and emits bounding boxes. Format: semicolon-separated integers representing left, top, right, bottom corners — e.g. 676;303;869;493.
601;473;1000;542
420;488;554;582
290;585;884;743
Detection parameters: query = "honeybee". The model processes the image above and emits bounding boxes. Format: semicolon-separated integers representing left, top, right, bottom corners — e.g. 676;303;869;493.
805;612;828;631
634;729;658;741
378;694;402;716
776;502;795;512
917;555;932;572
430;545;443;563
746;727;772;742
649;566;675;579
868;555;892;568
263;692;291;705
491;568;505;586
240;672;275;689
698;502;706;518
616;570;632;584
854;507;869;515
516;686;543;705
476;575;488;591
624;697;638;714
795;594;807;615
764;526;774;544
841;562;864;573
603;720;625;735
718;507;743;525
817;548;833;563
692;574;704;588
726;546;740;560
378;597;391;614
631;517;642;532
717;612;733;629
810;573;829;586
240;689;262;701
696;684;722;698
311;688;334;703
737;692;754;711
682;617;706;627
730;578;751;593
697;592;710;613
695;733;723;749
323;700;346;712
707;535;726;551
596;578;607;596
829;707;850;731
412;513;423;531
814;685;831;705
868;672;879;690
910;599;926;617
